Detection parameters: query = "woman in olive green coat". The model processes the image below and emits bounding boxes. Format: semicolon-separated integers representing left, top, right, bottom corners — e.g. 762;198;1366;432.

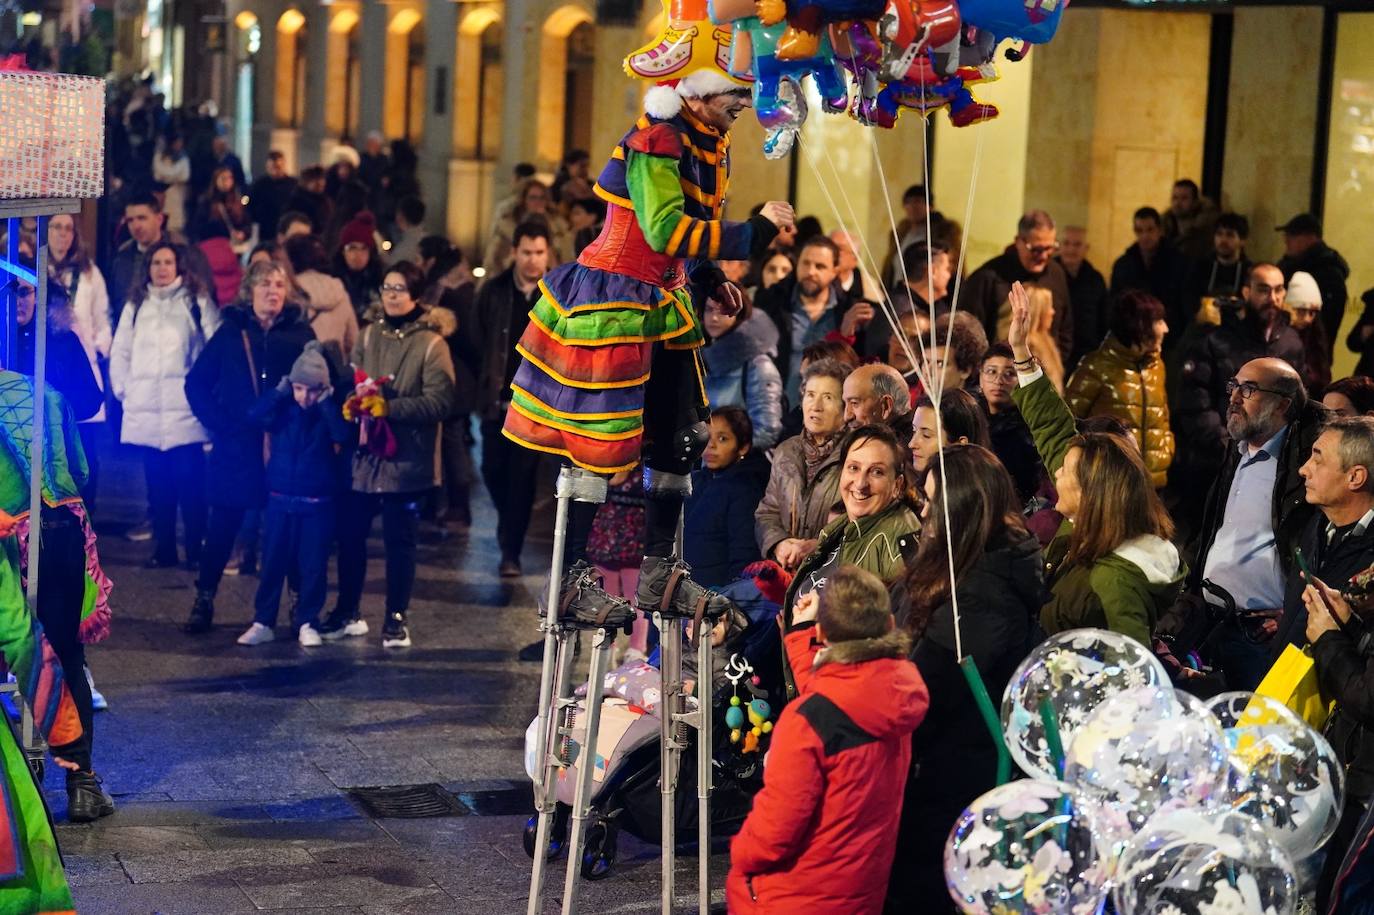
1008;282;1184;645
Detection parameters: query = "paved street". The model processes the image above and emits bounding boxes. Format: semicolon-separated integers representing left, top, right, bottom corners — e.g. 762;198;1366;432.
47;440;728;913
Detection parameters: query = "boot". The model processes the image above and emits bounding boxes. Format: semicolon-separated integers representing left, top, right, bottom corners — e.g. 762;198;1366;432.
66;769;115;823
552;562;634;631
183;592;214;634
635;556;735;622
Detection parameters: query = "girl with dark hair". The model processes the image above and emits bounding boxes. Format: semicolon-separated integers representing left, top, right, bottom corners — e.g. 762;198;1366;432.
110;241;220;568
684;406;766;588
1009;281;1184;643
885;445;1044;912
1065;289;1174;487
191;165;251;246
907;388;990;479
333;211;387;320
702;290;785;449
1323;376;1374;418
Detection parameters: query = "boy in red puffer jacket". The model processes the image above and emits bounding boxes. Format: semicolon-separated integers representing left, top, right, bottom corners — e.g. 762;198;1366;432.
727;565;929;914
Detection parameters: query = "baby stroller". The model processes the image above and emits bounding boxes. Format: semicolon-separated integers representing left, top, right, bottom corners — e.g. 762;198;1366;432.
521;567;786;881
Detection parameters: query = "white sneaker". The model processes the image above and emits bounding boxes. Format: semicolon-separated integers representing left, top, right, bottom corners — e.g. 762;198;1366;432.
125;519;153;542
298;624;323;647
236;623;276;646
343;619;369;637
85;666;108;711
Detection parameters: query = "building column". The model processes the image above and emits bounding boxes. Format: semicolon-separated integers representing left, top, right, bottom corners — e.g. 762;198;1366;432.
250;3;280;175
297;3;330;168
419;0;457;234
498;0;544;180
357;0;387;139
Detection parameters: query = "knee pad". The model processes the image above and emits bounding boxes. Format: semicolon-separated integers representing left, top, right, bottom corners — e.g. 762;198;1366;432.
646;420;710;479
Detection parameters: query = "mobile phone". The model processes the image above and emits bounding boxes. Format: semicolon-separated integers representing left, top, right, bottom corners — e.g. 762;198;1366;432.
1296;547;1348;631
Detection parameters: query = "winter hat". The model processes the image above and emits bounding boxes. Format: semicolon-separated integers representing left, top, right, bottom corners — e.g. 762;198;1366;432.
339;211;378;252
331;144;361;169
288;341;331;389
1286;271;1322;310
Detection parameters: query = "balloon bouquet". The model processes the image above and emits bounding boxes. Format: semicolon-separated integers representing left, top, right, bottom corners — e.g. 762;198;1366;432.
944;628;1344;914
628;0;1068;158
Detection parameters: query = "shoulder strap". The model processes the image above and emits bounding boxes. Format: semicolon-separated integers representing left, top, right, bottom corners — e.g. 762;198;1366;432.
241;330;261;397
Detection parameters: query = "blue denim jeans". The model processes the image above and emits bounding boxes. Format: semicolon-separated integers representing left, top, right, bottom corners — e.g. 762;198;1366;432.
253;494;335;630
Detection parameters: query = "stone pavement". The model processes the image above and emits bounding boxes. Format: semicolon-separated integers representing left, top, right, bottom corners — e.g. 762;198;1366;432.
46;442;728;913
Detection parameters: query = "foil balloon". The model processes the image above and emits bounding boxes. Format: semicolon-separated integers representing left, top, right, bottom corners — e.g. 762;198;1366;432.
958;0;1067;46
1207;692;1345;861
761;77;808;159
1114;809;1298;915
1063;686;1231;848
1002;628;1169;782
944;779;1112;914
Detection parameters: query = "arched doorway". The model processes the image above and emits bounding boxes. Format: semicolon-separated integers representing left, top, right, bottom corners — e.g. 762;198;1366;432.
232;11;260;167
539;5;594;166
325;6;360;140
563;22;595;156
275;8;306;129
454;8;502;160
384;6;423;142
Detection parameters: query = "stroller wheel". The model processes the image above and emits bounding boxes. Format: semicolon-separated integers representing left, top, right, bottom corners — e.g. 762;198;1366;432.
522;806;571;861
580;821;618;881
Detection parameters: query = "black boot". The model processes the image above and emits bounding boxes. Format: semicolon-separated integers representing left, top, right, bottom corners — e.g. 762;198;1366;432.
66;769;115;823
183;592;214;634
636;556;734;621
555;562;634;630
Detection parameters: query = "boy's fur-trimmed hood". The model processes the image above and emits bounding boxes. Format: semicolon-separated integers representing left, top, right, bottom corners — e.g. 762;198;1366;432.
813;628;911;669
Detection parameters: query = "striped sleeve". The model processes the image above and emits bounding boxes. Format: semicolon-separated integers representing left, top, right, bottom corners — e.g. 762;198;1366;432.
625;151;753;260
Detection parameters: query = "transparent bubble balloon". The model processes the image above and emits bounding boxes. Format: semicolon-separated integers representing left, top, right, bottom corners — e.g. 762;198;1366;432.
1064;686;1231;846
1114;809;1298;915
1002;628;1168;780
1206;692;1345;860
944;779;1111;915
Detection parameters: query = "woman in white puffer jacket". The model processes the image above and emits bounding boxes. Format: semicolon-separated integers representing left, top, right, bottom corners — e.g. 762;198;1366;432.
109;240;221;568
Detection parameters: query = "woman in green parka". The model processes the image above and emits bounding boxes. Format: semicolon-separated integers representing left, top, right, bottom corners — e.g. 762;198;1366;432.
1006;282;1185;645
780;424;920;698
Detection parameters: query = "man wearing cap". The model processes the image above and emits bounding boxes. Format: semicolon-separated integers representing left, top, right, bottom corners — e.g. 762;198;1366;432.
500;8;794;624
1277;213;1349;344
1285;271;1330;392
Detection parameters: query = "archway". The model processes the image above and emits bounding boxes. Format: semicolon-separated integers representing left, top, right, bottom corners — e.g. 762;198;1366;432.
455;8;503;160
232;11;260;169
539;4;594;165
385;6;424;142
325;6;360;140
274;8;306;129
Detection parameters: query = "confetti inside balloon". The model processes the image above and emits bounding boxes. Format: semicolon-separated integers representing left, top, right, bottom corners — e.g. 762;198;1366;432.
944;779;1111;915
1114;809;1297;915
1207;692;1345;860
1002;628;1168;781
1064;685;1231;846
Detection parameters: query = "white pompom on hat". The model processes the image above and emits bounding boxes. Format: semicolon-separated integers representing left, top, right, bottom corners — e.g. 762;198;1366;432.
643;69;749;119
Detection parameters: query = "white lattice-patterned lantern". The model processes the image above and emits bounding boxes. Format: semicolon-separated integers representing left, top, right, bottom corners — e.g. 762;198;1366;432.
0;72;105;199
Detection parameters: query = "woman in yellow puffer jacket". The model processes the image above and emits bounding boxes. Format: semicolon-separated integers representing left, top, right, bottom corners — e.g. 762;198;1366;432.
1065;290;1174;487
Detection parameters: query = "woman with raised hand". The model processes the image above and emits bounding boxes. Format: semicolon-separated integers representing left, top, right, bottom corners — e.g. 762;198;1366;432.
1006;280;1184;644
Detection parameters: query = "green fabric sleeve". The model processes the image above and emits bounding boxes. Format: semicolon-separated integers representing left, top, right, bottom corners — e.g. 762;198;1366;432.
626;151;687;253
1088;562;1153;645
1010;372;1079;475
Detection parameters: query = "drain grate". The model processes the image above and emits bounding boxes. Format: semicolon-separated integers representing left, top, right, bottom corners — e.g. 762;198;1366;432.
346;784;470;819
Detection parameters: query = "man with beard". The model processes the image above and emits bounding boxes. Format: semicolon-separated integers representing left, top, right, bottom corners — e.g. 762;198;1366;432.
755;235;857;405
961;209;1074;359
1186;357;1325;690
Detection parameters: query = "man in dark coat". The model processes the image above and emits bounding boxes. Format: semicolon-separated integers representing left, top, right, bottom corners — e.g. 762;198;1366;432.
109;191;215;319
1056;226;1109;371
1277;213;1350;345
246;150;298;243
1182;212;1253;321
960;209;1073;359
182;271;315;632
1110;206;1188;353
11;278;102;423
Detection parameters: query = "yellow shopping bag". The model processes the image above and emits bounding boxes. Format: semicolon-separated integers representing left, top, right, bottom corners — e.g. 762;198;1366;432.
1250;643;1334;730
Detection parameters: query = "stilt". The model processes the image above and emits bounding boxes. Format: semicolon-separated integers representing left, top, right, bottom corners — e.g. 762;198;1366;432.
561;626;615;915
527;467;608;915
695;612;712;915
656;610;685;914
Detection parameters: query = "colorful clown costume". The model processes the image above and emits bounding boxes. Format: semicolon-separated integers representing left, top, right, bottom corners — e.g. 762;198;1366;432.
502;107;776;473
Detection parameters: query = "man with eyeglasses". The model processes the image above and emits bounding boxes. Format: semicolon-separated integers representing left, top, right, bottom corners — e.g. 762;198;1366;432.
1183;357;1325;690
962;209;1073;360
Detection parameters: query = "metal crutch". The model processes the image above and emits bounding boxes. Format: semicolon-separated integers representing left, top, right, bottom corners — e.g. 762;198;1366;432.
527;467;608;915
561;622;617;915
693;602;714;915
656;609;687;914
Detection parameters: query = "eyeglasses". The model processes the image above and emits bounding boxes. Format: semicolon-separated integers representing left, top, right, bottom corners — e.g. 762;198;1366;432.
981;367;1019;383
380;283;408;294
1225;379;1288;400
1020;240;1060;256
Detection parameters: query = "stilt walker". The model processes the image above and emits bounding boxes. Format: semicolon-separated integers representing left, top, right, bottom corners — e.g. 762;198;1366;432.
512;1;794;910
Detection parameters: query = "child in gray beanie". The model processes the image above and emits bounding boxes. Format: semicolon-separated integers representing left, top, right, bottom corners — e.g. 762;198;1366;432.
237;342;352;648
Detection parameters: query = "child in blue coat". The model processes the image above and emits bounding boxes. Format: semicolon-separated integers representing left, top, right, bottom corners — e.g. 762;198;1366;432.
237;342;352;647
684;406;766;588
